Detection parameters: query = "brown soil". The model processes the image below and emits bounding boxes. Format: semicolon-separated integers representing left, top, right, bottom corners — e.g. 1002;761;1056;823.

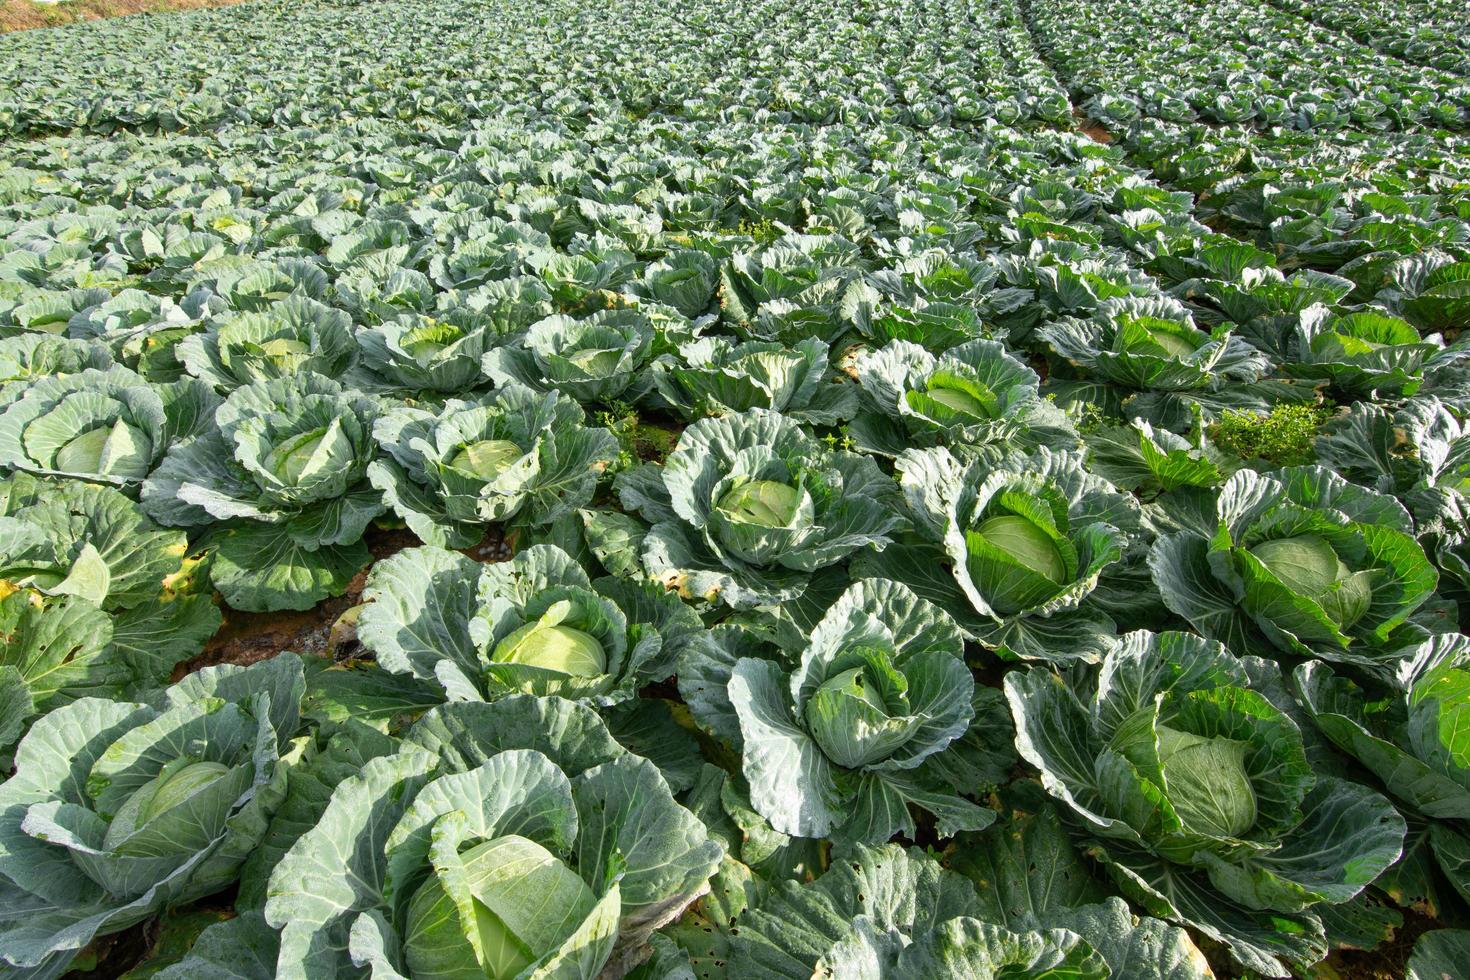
0;0;245;34
178;587;360;678
171;524;514;677
172;528;423;677
1324;908;1437;980
1071;107;1114;144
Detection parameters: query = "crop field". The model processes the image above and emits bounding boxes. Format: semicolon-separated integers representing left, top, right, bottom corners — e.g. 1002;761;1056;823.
0;0;1468;976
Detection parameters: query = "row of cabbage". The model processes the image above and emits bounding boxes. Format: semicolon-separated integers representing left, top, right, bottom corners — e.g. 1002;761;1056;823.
0;0;1469;977
1266;0;1470;75
0;0;1068;139
1023;0;1470;355
1024;0;1470;133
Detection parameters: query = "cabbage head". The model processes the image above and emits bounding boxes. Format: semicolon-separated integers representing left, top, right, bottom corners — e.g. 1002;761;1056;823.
1283;306;1443;398
0;474;222;752
0;367;216;488
634;249;719;318
428;218;555;289
0;472;196;612
66;289;201;382
717;840;1206;980
143;372;383;611
368;383;618;548
179;295;359;392
716;237;861;343
355;309;504;397
1295;634;1470;910
0;655;304;979
1039;296;1251;389
850;337;1076;459
1318;396;1470;596
482;308;656;404
263;697;723;980
1007;630;1406;977
867;446;1138;662
649;335;856;424
0;333;112;386
682;577;991;843
618;408;900;608
1150;465;1438;664
1038;296;1271;429
357;543;702;706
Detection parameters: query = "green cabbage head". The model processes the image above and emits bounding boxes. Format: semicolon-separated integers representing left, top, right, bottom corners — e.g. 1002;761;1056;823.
1007;630;1406;976
492;599;609;679
1294;635;1470;912
369;384;617;548
142;372;383;612
404;834;599;978
0;656;304;980
357;544;702;708
850;338;1076;459
622;408;900;609
1151;466;1437;663
264;697;723;980
700;578;990;843
871;446;1136;662
356;309;507;397
482;309;656;404
0;367;213;488
1156;726;1256;838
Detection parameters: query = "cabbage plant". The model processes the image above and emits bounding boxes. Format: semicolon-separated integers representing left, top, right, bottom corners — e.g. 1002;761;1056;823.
709;839;1209;980
143;373;384;611
66;289;204;382
857;300;991;352
334;266;437;323
1150;465;1439;664
1318;396;1470;595
618;408;900;608
429;218;555;289
533;247;639;308
354;309;502;398
1007;630;1406;976
178;295;360;392
321;218;426;276
869;446;1139;662
368;383;618;547
717;236;863;343
1279;306;1444;398
1378;252;1470;333
482;308;656;404
1294;634;1470;909
0;655;304;980
264;696;723;979
1038;296;1271;428
185;257;330;313
849;338;1076;458
0;333;112;388
357;543;702;705
648;335;856;424
634;249;719;318
1195;265;1356;339
1081;419;1228;506
0;474;221;747
0;591;118;757
681;577;990;842
0;473;188;611
0;367;216;488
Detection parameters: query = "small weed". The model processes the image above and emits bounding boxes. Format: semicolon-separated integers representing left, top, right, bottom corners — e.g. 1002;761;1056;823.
736;217;781;244
1209;403;1330;467
594;402;682;469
